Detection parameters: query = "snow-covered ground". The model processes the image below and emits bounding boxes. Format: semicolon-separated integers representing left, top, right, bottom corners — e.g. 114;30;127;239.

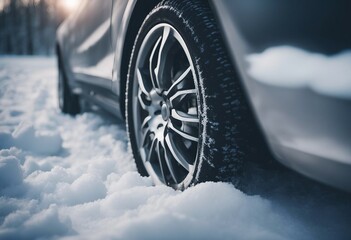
0;56;350;240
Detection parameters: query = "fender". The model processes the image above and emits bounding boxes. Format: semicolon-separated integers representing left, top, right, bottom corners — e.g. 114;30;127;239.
111;0;161;117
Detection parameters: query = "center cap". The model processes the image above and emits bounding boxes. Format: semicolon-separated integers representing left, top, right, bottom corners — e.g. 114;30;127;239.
161;103;170;121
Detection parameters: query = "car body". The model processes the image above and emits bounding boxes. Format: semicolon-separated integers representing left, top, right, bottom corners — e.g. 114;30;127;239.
56;0;351;191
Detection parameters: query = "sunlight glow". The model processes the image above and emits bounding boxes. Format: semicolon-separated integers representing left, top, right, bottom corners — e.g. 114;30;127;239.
61;0;81;12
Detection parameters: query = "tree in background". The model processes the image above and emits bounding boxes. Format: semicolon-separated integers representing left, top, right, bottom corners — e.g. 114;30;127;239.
0;0;68;55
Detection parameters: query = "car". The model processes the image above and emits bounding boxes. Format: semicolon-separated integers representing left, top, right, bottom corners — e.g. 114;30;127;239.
56;0;351;191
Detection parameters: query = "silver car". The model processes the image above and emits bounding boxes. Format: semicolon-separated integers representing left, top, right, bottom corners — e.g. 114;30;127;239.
56;0;351;191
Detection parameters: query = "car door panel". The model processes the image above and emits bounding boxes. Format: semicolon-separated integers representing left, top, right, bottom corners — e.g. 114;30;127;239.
69;0;114;89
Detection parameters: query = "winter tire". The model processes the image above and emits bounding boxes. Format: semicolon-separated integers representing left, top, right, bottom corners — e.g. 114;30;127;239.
126;0;262;190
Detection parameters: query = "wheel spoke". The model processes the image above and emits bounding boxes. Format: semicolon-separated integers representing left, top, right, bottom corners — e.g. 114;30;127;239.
165;66;192;97
140;126;152;147
138;89;149;110
149;37;162;90
154;26;173;91
169;89;197;106
171;109;198;123
141;116;151;130
165;133;191;171
161;141;178;183
146;137;157;162
156;141;167;183
168;121;198;142
136;68;150;97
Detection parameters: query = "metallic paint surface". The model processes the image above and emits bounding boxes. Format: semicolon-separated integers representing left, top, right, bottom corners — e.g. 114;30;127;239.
57;0;114;86
211;0;351;191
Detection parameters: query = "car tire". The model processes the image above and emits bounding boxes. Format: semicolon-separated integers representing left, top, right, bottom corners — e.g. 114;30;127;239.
58;59;81;115
126;0;265;190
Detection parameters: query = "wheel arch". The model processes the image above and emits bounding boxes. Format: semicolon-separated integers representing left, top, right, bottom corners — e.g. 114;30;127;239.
117;0;223;119
116;0;161;119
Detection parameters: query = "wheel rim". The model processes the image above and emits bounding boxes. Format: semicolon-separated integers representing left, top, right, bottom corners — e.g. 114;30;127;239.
132;23;200;188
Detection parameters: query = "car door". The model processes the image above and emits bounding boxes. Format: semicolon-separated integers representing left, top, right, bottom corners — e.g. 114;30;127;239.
69;0;114;90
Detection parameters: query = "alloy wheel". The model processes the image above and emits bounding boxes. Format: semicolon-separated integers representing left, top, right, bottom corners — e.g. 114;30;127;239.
132;23;200;188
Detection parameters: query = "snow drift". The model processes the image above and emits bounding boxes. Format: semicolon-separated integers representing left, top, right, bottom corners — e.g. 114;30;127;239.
0;56;343;239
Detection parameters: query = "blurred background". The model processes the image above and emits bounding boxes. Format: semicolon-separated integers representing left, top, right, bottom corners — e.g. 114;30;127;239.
0;0;80;55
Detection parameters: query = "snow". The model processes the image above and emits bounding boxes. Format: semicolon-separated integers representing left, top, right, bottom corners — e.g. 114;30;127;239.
247;46;351;99
0;156;23;189
0;56;350;240
1;121;62;155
